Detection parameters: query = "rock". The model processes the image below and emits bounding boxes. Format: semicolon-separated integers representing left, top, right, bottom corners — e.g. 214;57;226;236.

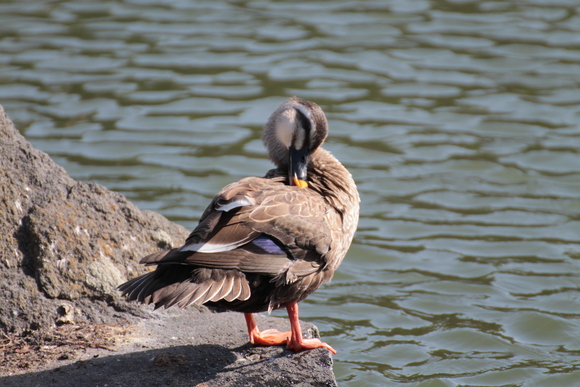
0;105;337;386
0;104;189;333
0;308;336;387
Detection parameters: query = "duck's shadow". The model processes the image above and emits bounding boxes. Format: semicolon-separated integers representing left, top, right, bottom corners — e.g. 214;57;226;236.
0;344;241;387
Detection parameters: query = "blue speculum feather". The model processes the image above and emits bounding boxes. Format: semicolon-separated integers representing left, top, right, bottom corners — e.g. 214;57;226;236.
250;235;286;254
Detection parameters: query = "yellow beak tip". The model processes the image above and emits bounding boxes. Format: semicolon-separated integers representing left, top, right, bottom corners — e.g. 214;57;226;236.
292;176;309;188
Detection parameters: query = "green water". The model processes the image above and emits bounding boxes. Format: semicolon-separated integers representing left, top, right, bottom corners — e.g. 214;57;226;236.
1;0;580;385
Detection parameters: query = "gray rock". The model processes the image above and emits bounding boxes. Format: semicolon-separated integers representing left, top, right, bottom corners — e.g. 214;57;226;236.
0;104;189;333
0;308;336;387
0;105;337;386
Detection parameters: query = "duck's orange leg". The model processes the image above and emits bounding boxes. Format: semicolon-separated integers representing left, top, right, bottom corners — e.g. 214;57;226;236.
285;302;336;354
243;304;336;354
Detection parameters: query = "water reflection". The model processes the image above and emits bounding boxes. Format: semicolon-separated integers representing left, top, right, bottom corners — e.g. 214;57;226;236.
2;0;580;385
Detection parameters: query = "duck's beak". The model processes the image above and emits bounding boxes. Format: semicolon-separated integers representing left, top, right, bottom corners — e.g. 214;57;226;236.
289;146;309;188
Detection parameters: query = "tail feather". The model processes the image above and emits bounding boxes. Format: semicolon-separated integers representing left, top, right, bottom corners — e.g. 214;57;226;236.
199;280;226;305
211;276;234;302
156;280;196;309
239;278;251;301
118;272;154;300
136;274;161;303
224;277;242;302
178;282;212;308
150;281;190;307
118;266;253;309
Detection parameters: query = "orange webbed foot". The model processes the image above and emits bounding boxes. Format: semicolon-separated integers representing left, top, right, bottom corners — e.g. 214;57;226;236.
249;328;291;346
287;336;337;354
244;306;337;354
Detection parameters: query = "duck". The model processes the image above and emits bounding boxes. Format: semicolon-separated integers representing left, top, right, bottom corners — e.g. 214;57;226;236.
118;97;360;354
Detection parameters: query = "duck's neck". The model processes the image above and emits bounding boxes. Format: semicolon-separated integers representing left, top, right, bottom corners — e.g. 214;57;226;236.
264;147;360;218
308;148;360;219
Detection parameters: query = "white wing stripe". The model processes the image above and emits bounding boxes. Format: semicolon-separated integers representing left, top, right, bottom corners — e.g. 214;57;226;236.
215;199;252;212
179;242;233;253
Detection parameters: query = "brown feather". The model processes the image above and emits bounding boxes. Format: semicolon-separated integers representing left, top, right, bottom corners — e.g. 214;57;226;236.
212;275;235;302
225;277;243;302
178;283;212;308
135;274;162;302
163;281;197;308
150;282;182;307
197;280;224;305
239;277;251;301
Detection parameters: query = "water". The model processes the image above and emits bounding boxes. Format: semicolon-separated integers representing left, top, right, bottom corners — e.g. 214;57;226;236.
2;0;580;385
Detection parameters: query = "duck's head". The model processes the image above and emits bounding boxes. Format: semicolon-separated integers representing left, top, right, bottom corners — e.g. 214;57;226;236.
263;97;329;188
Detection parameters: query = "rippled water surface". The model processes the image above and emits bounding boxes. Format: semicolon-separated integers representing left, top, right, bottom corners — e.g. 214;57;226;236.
2;0;580;385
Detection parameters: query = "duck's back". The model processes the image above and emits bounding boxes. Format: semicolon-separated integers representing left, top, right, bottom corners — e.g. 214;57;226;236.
120;171;352;313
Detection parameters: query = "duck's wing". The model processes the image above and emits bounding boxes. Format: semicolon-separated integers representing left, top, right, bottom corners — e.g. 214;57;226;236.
140;176;335;282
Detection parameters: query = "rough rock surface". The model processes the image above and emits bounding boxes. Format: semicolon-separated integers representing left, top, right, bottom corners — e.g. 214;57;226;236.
0;308;335;387
0;105;337;386
0;104;189;334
